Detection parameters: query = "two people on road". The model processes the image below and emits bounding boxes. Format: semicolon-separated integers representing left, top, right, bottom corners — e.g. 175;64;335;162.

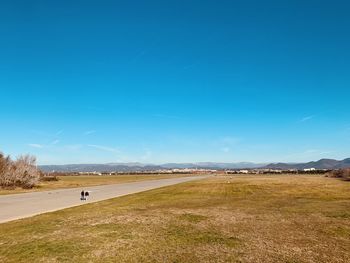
80;190;90;201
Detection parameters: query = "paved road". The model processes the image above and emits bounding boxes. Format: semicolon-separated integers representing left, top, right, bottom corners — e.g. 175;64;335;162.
0;176;207;223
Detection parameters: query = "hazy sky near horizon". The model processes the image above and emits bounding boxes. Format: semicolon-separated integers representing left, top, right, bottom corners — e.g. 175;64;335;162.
1;0;350;165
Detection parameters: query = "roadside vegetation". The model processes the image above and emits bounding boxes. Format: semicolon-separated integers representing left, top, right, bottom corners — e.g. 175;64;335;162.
0;152;40;189
0;175;349;262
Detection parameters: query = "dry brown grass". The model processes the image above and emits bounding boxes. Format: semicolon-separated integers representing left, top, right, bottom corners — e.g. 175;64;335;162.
0;175;349;262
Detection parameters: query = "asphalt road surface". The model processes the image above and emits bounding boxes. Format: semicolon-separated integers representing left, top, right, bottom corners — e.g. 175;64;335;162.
0;176;208;223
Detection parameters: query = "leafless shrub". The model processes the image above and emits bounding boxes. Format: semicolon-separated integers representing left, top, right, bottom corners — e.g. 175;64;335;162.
0;152;40;189
326;169;350;181
0;152;13;188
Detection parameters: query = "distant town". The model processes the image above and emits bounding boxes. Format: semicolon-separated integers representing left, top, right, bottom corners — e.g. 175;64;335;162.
41;158;350;175
57;167;328;176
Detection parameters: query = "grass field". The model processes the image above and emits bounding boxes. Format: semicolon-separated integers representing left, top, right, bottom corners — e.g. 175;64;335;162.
0;174;193;195
0;175;349;262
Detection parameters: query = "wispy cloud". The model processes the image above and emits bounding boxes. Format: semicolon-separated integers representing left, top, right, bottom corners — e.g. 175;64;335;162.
221;147;230;153
28;143;44;148
30;129;63;138
87;144;120;153
55;130;63;136
300;115;314;122
220;136;240;146
28;139;59;148
51;139;60;145
84;130;96;135
213;136;240;154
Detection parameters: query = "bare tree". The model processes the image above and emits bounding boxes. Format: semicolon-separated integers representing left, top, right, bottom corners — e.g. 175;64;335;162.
327;169;350;181
0;152;40;189
0;152;13;188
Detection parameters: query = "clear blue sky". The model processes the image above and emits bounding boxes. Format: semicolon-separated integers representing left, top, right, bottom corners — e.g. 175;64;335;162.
1;0;350;165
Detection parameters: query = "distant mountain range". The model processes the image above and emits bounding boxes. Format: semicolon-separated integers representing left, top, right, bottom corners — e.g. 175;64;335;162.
39;162;265;172
263;158;350;170
39;158;350;172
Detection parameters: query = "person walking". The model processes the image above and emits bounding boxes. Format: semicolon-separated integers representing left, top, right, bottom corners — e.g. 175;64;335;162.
81;190;85;200
85;191;89;200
